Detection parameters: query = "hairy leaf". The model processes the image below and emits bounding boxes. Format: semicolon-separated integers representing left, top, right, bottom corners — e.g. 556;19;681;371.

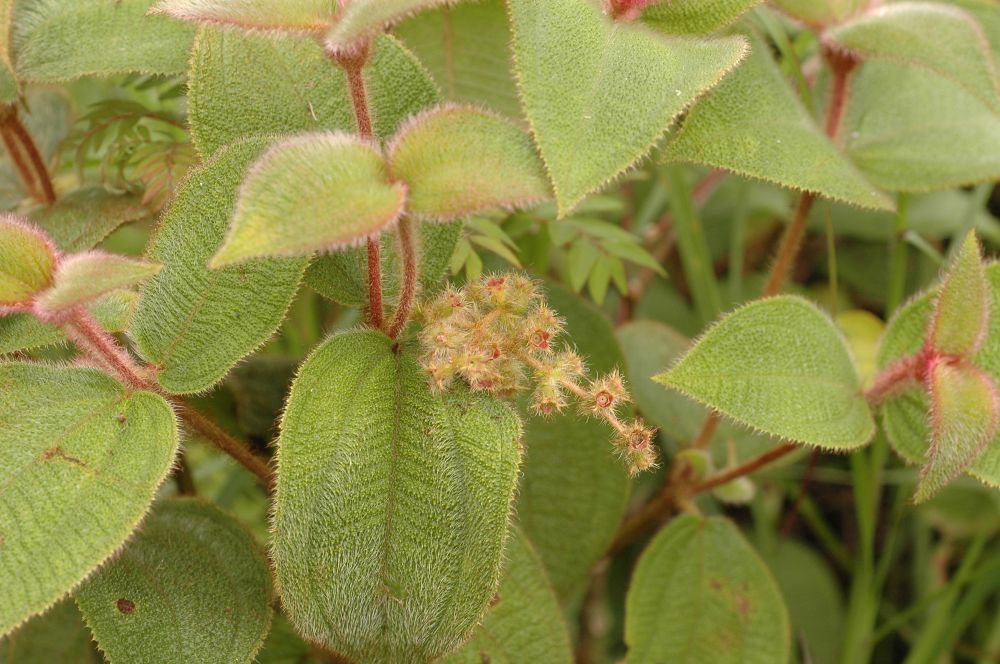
28;188;150;252
770;0;864;25
0;0;16;101
150;0;336;33
388;104;549;221
273;330;521;663
131;138;307;394
916;362;999;502
12;0;195;82
325;0;458;55
656;296;875;449
77;499;273;664
665;36;893;210
188;30;436;158
508;0;747;215
38;252;161;313
827;2;1000;112
0;290;138;355
212;134;405;266
394;0;520;118
0;214;54;305
0;600;100;663
844;60;1000;192
440;527;572;664
0;363;178;636
642;0;762;35
928;232;989;356
516;282;631;597
625;515;790;663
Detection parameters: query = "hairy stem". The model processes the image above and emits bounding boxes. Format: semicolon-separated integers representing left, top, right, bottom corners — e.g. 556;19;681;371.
763;192;817;296
691;442;799;494
865;353;922;405
387;216;418;339
176;403;275;492
0;123;41;201
2;108;56;204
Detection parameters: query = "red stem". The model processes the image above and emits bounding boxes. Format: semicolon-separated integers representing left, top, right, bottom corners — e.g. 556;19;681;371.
5;111;56;204
0;123;41;202
175;403;275;492
387;216;417;339
763;192;817;296
691;442;799;494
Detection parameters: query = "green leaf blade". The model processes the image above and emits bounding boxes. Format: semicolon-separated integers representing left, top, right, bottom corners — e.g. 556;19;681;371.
38;253;161;313
641;0;762;35
0;214;55;306
325;0;457;55
27;187;151;252
150;0;336;33
928;232;989;356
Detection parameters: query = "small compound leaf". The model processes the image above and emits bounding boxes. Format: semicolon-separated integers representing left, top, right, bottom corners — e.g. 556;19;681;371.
0;214;55;306
393;0;521;118
0;363;178;637
12;0;196;82
656;296;875;449
625;515;790;664
189;30;437;158
27;188;151;252
131;138;307;395
916;362;1000;502
388;104;549;221
325;0;458;55
0;600;100;663
508;0;747;216
38;252;161;313
641;0;763;35
0;290;138;355
212;133;405;267
76;499;273;664
149;0;336;33
928;232;989;356
665;35;893;211
826;2;1000;113
273;330;522;663
844;60;1000;192
440;527;573;664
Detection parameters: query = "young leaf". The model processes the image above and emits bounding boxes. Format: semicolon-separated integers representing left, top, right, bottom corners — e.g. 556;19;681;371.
149;0;336;33
388;104;550;221
0;290;138;355
0;600;99;663
656;296;875;449
37;252;161;313
211;133;405;267
665;36;893;211
507;0;747;216
826;2;1000;113
0;214;55;306
928;232;989;356
625;515;790;664
272;330;522;663
131;138;307;395
0;363;178;637
325;0;458;55
440;528;573;664
916;362;1000;502
188;31;437;158
12;0;196;82
76;499;273;664
28;187;150;252
641;0;762;35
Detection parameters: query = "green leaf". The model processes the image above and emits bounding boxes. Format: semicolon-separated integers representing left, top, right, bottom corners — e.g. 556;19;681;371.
131;138;307;395
770;0;864;25
928;232;989;356
567;239;598;293
211;134;405;267
656;296;875;449
0;363;178;637
877;263;1000;488
325;0;457;55
515;282;631;597
844;60;1000;192
0;0;18;102
0;290;138;355
508;0;747;216
0;214;55;306
273;329;522;663
388;104;550;221
0;600;100;663
188;30;437;158
665;36;894;211
826;2;1000;112
393;0;521;118
916;362;999;502
76;499;273;664
28;188;150;252
37;252;161;313
12;0;196;82
150;0;336;32
625;515;790;664
641;0;762;35
439;527;573;664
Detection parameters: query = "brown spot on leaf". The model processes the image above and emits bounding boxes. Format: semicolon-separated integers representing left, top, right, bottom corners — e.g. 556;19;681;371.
709;578;723;592
41;446;91;471
116;598;135;615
